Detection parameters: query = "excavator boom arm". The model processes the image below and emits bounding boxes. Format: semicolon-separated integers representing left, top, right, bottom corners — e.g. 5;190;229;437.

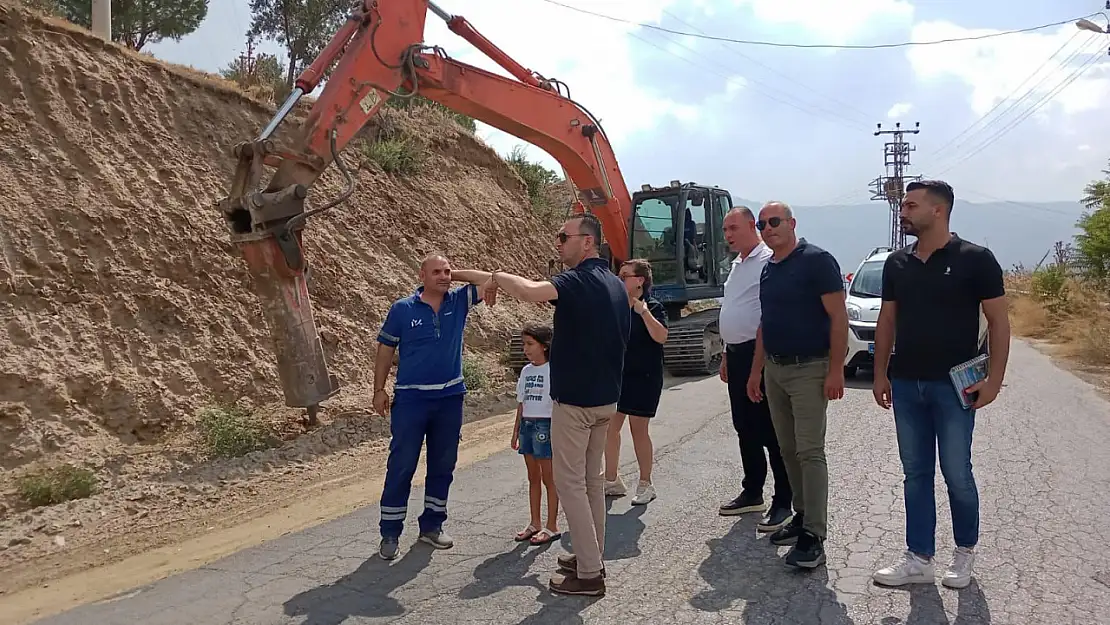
218;0;632;418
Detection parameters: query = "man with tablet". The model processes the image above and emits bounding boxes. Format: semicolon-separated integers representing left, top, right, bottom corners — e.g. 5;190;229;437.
870;180;1010;591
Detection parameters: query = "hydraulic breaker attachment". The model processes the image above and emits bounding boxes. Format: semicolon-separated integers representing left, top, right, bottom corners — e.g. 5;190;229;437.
216;139;340;424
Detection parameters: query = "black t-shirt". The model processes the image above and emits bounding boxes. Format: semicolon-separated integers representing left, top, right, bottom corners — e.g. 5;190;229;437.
624;296;667;378
881;235;1005;380
759;240;844;358
549;257;631;407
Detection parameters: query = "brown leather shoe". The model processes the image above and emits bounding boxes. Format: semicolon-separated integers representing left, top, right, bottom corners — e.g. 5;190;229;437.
556;553;607;578
549;570;605;596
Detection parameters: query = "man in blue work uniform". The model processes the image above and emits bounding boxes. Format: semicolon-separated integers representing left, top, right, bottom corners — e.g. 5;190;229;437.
373;253;492;560
746;201;848;570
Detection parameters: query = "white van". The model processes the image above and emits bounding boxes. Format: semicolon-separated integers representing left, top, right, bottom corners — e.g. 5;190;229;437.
842;247;987;377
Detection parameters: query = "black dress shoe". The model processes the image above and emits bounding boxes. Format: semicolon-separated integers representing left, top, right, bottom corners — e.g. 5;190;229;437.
719;491;766;516
757;506;793;533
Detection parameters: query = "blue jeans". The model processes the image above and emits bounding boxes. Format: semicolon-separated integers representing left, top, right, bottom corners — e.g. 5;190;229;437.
891;379;979;557
518;418;553;459
379;393;464;538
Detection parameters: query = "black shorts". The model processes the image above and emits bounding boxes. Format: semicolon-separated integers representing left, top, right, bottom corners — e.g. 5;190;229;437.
617;370;664;418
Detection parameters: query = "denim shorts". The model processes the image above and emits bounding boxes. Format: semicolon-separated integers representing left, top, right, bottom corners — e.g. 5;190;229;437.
518;418;552;459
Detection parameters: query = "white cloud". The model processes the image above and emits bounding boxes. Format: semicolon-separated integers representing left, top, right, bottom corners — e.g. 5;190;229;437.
730;0;914;45
906;21;1110;117
422;0;704;171
886;102;913;119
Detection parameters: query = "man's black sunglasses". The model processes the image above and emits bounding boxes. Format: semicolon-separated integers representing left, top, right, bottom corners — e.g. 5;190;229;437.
755;216;784;231
557;232;588;243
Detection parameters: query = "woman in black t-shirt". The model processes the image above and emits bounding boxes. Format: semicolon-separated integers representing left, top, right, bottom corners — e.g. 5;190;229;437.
603;259;669;506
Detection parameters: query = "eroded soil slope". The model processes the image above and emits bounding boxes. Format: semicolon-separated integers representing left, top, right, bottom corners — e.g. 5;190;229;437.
0;2;555;473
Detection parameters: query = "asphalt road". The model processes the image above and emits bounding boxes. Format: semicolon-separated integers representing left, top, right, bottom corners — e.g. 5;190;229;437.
31;340;1110;624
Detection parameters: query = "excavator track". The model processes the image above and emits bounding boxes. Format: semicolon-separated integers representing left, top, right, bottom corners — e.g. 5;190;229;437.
662;306;723;376
506;306;723;377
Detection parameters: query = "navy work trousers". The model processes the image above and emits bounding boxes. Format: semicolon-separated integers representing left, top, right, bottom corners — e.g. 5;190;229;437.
379;392;465;538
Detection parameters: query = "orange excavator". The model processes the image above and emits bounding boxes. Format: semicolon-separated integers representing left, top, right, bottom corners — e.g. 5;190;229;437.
218;0;738;424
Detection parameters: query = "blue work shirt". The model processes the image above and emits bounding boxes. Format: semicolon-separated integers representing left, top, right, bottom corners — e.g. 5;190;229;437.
759;239;843;358
549;257;631;407
377;283;482;399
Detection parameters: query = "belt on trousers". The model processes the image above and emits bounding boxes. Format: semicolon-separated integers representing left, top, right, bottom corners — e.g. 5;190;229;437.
766;352;828;366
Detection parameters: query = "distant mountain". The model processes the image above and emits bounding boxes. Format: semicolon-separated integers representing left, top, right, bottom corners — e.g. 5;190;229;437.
731;198;1085;272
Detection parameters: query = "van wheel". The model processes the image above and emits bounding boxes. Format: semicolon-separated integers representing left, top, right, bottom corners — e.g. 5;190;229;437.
844;365;858;378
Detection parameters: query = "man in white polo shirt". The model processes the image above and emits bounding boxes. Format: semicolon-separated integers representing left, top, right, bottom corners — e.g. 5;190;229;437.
716;206;794;533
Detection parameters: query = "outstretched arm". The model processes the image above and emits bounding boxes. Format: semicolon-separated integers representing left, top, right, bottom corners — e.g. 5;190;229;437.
488;271;559;303
452;269;493;285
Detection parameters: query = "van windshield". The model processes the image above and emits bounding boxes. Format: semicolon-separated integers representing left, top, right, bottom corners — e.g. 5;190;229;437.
850;261;884;298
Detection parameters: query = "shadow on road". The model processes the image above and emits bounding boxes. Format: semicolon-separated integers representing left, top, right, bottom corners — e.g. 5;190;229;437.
457;540;553;599
282;544;433;625
603;498;648;560
880;579;992;625
691;519;855;623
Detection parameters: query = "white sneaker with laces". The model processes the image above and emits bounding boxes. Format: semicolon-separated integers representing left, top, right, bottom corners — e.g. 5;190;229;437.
873;550;935;586
942;546;975;589
604;476;626;497
630;481;656;505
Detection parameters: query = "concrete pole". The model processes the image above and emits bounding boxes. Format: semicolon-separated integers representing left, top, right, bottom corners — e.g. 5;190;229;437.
91;0;111;41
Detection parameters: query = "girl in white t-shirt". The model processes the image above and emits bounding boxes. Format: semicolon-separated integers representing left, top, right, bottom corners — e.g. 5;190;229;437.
512;323;561;546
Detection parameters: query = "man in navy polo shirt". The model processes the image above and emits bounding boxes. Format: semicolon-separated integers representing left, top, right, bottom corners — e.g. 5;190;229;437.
479;212;629;597
871;180;1009;590
746;200;848;570
373;254;492;561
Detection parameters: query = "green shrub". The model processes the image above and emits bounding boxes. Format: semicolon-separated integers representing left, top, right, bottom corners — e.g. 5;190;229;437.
505;145;560;211
362;138;424;175
16;464;98;508
462;355;487;391
385;95;476;133
1031;264;1068;312
197;405;275;459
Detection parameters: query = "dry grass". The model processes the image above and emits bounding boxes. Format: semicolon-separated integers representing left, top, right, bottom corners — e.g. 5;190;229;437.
4;0;279;113
1006;272;1110;368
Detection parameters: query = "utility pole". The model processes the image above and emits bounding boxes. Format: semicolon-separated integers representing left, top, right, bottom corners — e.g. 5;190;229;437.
868;122;921;249
238;39;257;78
91;0;111;41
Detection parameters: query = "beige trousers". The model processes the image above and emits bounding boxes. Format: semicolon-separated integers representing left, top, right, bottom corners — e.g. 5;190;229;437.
551;400;614;577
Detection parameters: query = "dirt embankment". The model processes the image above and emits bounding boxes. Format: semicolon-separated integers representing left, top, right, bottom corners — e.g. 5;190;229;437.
0;0;556;588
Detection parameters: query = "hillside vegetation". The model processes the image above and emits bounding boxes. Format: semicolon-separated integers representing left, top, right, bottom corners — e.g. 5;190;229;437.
0;0;560;486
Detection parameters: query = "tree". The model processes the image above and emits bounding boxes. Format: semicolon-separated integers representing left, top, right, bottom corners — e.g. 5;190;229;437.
54;0;209;51
247;0;348;89
1082;158;1110;211
19;0;62;16
1075;158;1110;284
220;41;287;102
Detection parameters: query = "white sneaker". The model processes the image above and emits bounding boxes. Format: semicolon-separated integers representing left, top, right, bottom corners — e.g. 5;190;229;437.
630;481;656;505
604;476;626;497
873;550;935;586
942;546;975;589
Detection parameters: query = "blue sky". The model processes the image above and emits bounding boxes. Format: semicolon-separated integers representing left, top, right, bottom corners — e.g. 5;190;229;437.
149;0;1110;208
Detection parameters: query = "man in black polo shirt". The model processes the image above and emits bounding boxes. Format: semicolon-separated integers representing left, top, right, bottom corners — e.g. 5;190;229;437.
746;200;847;569
871;180;1009;591
480;212;630;597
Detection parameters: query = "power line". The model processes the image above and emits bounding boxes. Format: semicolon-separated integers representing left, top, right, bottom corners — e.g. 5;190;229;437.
659;8;875;125
959;188;1080;217
534;0;1104;50
922;29;1086;160
929;44;1106;176
947;34;1098;152
621;29;872;132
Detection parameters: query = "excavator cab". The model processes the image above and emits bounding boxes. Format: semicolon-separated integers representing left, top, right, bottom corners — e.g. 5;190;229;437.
628;181;732;318
625;180;732;375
